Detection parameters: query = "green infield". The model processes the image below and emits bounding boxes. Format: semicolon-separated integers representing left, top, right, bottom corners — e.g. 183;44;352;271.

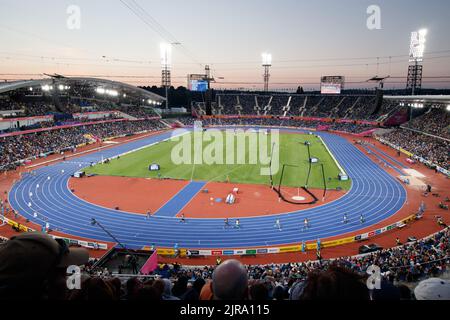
84;131;351;190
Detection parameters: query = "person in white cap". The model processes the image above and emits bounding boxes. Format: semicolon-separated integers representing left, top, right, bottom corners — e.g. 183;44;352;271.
414;278;450;300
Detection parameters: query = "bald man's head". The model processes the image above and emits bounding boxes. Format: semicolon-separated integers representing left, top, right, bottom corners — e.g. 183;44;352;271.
212;259;248;300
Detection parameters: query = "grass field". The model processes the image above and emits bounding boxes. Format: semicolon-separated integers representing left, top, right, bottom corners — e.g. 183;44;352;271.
84;131;351;190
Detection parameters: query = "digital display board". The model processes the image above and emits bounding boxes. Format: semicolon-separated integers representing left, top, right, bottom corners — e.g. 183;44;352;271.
320;76;345;94
190;80;208;92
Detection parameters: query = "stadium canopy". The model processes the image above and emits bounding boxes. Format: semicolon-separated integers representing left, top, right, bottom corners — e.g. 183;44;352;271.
384;95;450;105
0;77;164;102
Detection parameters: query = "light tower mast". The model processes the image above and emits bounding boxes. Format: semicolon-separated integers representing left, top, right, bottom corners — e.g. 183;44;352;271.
262;53;272;93
160;43;172;109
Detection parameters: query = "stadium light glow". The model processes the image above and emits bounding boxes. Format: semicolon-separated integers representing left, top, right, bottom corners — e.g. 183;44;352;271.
262;53;272;66
409;29;427;62
447;105;450;111
41;85;51;92
160;43;172;68
96;87;118;97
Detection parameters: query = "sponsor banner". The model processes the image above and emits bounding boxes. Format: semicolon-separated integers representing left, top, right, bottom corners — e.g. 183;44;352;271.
280;246;300;253
399;148;413;157
267;248;280;254
256;248;268;254
187;250;200;256
368;231;376;238
211;250;223;256
354;235;362;241
234;249;246;255
156;249;175;255
199;250;212;256
338;119;354;123
245;249;257;255
222;250;234;255
323;236;355;247
360;233;369;240
387;224;396;231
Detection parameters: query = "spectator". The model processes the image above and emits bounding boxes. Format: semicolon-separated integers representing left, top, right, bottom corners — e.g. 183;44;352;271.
212;259;248;300
0;232;89;300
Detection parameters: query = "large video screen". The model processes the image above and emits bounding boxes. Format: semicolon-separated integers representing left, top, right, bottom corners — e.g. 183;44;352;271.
190;80;208;92
320;76;345;94
321;83;342;94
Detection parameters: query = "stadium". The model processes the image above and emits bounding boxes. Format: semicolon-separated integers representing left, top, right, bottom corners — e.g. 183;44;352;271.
0;0;449;306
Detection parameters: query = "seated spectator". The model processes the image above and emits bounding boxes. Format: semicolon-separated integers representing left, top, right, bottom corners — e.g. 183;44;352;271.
298;265;370;300
414;278;450;300
212;259;248;300
0;232;89;300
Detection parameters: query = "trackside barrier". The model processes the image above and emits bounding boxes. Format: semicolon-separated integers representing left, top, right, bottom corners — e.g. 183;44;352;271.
147;214;418;256
0;215;108;250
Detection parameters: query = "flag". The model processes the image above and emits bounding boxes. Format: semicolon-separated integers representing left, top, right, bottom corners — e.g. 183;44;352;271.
140;251;158;275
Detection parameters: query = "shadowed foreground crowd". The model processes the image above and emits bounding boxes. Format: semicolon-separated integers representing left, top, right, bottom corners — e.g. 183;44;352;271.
0;229;449;301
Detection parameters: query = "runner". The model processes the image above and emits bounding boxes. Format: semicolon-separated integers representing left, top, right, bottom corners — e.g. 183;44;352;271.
303;218;309;230
343;213;348;224
274;219;282;231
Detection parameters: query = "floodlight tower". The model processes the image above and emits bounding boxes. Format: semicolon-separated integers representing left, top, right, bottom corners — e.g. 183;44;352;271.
160;43;172;109
262;53;272;93
407;29;427;95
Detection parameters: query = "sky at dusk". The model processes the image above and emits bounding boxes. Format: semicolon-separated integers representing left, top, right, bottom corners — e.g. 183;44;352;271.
1;0;449;90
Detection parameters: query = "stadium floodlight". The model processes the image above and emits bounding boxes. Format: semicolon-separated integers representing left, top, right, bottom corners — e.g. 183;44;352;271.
41;85;51;92
160;43;172;68
262;52;272;92
409;29;427;62
262;53;272;66
96;87;106;94
58;84;65;91
447;105;450;111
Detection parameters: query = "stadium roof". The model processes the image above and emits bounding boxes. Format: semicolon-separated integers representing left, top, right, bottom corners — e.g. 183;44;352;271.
0;77;164;101
384;95;450;104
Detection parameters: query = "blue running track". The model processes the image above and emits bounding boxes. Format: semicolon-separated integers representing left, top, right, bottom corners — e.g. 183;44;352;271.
8;128;407;249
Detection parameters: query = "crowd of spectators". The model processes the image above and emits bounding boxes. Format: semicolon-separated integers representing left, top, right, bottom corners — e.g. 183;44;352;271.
179;117;375;134
0;119;166;171
214;94;394;120
380;129;450;170
405;107;450;139
0;227;448;300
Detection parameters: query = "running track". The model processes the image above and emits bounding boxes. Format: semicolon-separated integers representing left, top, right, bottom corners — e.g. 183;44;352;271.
8;128;407;249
